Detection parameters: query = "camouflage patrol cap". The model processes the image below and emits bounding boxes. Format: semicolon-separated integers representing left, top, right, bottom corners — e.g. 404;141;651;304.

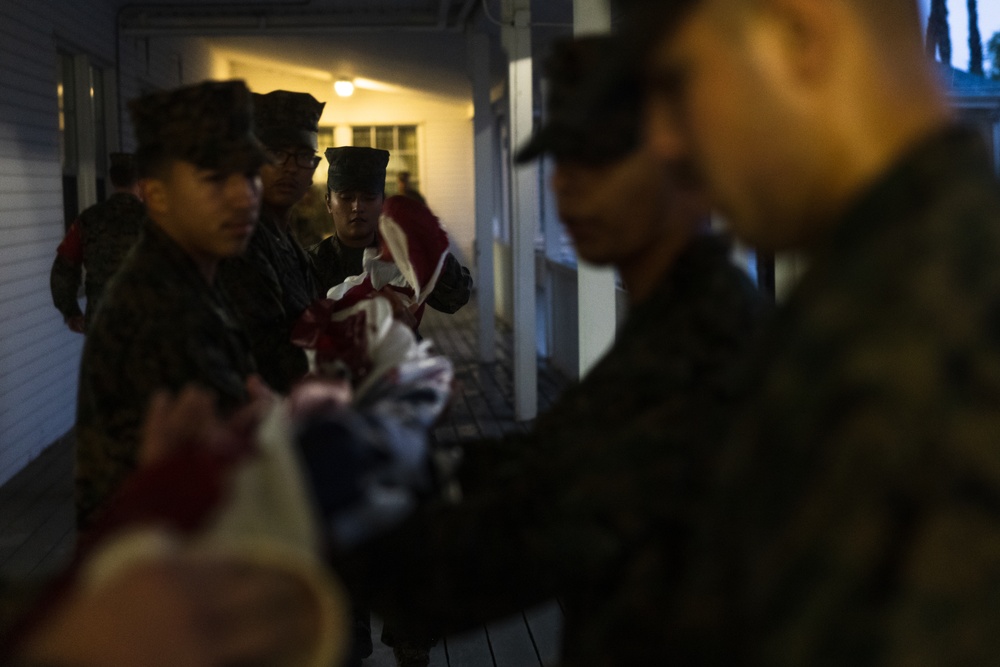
109;152;135;171
107;152;138;187
325;146;390;193
613;0;701;41
557;0;702;128
253;90;326;150
129;79;269;175
515;35;642;165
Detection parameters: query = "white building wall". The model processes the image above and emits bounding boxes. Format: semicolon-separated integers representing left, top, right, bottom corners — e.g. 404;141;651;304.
0;0;213;485
422;118;475;266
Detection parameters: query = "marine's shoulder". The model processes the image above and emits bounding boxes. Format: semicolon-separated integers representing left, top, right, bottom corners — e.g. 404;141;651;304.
643;234;768;330
99;235;198;313
308;234;340;258
103;192;146;217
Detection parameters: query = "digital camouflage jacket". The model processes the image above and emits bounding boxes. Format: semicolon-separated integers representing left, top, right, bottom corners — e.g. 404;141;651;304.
49;193;145;325
667;126;1000;665
75;222;256;529
335;234;768;666
217;208;319;394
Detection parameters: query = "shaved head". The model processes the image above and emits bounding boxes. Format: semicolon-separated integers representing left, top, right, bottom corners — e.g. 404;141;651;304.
838;0;926;58
638;0;950;249
619;0;927;55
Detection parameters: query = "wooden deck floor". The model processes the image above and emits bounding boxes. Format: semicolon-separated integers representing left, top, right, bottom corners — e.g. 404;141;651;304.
0;301;569;667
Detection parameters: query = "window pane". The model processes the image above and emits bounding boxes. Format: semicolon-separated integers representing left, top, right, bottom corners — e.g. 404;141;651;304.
317;127;335;151
352;127;372;147
401;155;419;180
343;125;422;195
375;126;394;150
398;126;417;152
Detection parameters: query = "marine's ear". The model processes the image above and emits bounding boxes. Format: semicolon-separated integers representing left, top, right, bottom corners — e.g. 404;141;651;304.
141;178;169;217
750;0;839;89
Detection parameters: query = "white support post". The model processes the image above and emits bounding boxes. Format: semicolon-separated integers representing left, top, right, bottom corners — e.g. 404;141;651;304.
334;126;354;147
572;0;617;378
540;153;560;359
573;0;612;35
503;0;538;421
469;32;497;364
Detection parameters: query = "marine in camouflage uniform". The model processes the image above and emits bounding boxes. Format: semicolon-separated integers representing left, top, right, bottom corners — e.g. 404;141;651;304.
49;153;145;331
667;128;1000;666
624;0;1000;662
75;80;267;530
310;149;458;667
217;91;324;394
309;147;472;315
331;37;768;667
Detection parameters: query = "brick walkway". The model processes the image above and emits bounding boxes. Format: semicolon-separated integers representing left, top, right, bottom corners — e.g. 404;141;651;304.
0;300;569;666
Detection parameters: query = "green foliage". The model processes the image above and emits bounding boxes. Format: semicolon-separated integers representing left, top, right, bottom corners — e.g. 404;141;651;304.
989;32;1000;79
968;0;983;75
926;0;952;65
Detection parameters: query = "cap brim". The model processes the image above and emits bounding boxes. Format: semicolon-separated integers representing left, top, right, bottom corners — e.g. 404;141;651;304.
513;125;559;164
209;139;272;173
515;33;649;166
569;0;699;125
257;127;319;151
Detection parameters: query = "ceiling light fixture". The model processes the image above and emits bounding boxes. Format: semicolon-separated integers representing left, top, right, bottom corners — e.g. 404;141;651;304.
334;78;355;97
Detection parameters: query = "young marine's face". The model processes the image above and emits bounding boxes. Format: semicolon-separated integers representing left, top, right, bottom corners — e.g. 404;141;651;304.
644;4;810;250
327;189;383;248
551;147;670;267
148;161;262;262
260;144;319;212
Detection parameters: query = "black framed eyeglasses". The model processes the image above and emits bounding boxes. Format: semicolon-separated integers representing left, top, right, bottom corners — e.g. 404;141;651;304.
270;149;322;169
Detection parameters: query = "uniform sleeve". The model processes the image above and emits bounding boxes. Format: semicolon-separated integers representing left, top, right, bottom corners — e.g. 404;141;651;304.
217;244;306;394
76;286;252;528
749;381;1000;667
76;304;174;527
333;323;717;639
671;307;1000;666
331;252;767;646
56;220;84;263
425;253;473;314
308;238;338;296
50;241;84;321
332;436;569;636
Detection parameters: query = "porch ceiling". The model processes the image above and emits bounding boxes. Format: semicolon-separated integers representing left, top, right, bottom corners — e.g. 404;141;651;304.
110;0;577;102
115;0;486;34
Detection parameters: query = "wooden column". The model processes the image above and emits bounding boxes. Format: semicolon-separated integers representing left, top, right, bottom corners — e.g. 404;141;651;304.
469;32;497;363
503;0;538;421
572;0;617;377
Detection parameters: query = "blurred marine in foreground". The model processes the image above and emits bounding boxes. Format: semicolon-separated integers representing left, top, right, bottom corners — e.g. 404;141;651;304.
327;35;767;666
617;0;1000;662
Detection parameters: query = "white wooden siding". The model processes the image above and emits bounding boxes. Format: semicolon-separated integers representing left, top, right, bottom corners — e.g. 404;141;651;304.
0;1;215;486
1;0;78;485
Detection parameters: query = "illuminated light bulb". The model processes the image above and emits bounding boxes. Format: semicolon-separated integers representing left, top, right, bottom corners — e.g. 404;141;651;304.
334;78;355;97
